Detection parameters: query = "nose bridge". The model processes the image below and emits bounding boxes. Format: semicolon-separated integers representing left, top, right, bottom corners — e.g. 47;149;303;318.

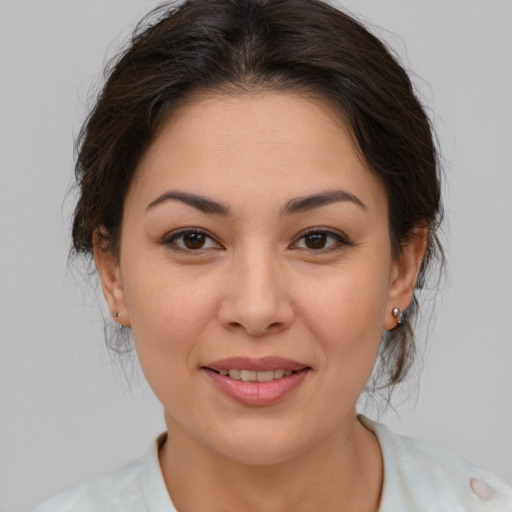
239;242;280;302
218;239;293;336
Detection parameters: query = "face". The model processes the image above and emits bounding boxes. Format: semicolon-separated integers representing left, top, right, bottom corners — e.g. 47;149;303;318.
97;92;421;465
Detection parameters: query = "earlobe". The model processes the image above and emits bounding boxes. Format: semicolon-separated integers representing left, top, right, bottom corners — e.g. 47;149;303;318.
93;230;130;327
384;227;428;330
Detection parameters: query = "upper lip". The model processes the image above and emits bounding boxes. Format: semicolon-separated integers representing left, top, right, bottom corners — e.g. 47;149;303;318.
204;356;310;372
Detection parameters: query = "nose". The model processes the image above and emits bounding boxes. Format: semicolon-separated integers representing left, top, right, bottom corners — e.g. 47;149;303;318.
217;246;294;337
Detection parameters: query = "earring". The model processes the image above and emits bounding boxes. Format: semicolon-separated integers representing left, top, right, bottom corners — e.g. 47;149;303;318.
392;307;405;327
113;311;124;330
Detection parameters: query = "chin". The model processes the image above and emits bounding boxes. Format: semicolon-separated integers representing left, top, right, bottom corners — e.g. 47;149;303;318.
202;417;324;466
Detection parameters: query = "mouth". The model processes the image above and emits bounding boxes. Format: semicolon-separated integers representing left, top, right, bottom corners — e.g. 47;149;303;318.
208;368;297;382
202;357;311;406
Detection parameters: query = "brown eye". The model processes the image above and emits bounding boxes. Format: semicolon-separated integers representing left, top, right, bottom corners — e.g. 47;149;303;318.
304;232;327;249
183;232;207;249
293;229;350;252
164;229;221;252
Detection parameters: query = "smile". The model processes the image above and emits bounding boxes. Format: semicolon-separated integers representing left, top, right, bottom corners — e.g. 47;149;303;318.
202;357;311;406
216;369;294;382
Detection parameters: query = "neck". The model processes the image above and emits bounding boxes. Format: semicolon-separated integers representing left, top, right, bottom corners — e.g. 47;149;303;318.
159;413;383;512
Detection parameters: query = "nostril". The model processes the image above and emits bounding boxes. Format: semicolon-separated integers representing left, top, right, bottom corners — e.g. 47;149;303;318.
226;320;283;336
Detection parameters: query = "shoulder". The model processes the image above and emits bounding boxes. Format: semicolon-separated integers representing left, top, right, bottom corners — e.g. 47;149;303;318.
360;416;512;512
30;458;146;512
30;434;176;512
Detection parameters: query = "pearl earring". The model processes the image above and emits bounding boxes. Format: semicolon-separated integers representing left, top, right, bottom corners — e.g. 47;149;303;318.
392;307;405;327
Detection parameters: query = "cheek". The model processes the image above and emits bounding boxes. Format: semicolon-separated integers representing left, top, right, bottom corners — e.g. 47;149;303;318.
121;262;218;374
298;259;390;386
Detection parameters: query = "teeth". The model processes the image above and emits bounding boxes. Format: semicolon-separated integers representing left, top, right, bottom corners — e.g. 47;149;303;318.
228;369;241;380
240;370;257;382
220;369;295;381
256;370;274;382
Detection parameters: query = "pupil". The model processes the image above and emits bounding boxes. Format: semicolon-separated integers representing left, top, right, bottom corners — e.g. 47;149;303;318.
184;233;205;249
306;233;326;249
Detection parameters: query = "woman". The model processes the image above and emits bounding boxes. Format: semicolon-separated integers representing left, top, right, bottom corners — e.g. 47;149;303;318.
30;0;511;511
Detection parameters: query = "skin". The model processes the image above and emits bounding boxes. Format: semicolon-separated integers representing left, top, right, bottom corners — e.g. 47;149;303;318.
95;92;427;512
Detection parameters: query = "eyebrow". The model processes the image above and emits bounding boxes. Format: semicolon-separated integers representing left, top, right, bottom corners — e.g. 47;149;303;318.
146;190;231;216
145;188;365;216
282;189;366;216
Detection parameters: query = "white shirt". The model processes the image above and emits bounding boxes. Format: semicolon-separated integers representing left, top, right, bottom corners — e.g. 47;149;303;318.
31;417;512;512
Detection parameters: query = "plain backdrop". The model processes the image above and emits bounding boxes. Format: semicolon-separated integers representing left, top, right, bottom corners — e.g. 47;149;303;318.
1;1;511;510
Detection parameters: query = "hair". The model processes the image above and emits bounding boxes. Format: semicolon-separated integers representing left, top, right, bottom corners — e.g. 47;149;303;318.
71;0;443;393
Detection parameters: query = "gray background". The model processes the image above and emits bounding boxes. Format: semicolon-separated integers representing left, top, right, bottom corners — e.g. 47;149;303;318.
1;1;511;510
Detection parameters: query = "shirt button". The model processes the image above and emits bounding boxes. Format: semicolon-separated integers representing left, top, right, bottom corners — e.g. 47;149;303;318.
470;477;495;501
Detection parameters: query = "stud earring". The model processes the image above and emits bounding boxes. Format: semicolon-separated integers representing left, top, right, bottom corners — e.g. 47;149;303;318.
113;311;124;330
392;307;405;327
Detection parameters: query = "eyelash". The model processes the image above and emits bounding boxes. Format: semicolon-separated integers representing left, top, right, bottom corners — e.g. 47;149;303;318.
160;228;222;253
160;227;352;254
291;228;352;253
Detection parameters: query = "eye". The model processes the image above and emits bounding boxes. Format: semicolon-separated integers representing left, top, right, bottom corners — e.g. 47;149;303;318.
293;229;350;251
163;229;222;252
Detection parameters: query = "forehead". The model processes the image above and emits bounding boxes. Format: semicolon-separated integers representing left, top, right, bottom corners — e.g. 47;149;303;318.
128;92;387;215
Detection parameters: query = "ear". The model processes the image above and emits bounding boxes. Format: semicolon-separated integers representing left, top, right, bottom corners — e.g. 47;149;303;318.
93;229;130;327
383;227;428;331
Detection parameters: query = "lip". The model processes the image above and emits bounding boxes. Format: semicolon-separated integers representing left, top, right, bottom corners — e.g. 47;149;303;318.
202;357;311;406
205;356;309;372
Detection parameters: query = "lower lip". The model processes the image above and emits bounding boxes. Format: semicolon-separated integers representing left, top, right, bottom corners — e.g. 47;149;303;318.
203;368;310;406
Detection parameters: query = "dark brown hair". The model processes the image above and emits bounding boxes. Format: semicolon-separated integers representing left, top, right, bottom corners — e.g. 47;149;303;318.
72;0;443;391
